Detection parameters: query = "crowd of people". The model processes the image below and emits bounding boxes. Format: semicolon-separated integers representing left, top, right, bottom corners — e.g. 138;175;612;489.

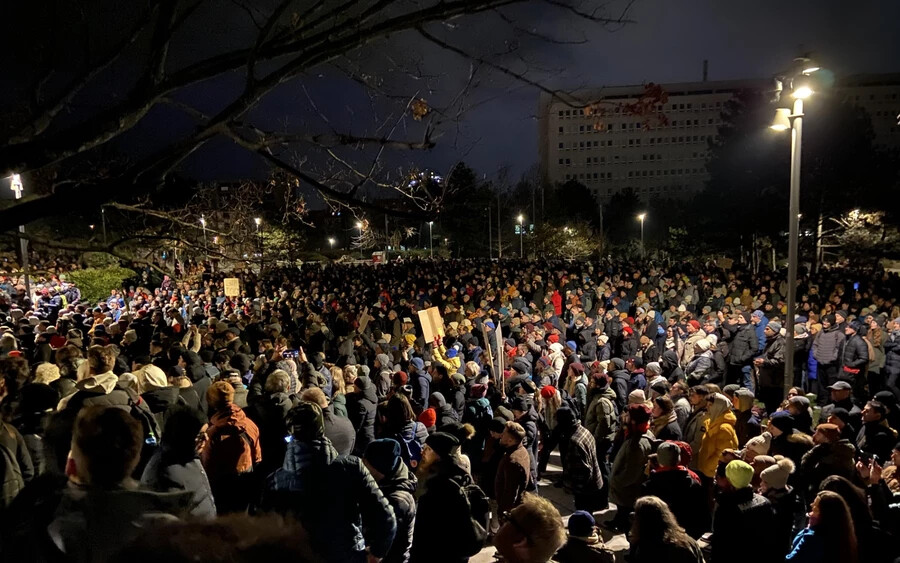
1;257;900;563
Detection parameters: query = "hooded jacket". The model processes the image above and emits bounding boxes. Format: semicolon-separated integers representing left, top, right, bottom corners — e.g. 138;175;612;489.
697;394;738;477
201;403;262;483
661;350;685;383
59;372;130;412
429;392;459;429
584;386;618;448
379;462;418;563
263;438;397;562
608;359;630;413
140;446;216;519
348;376;378;456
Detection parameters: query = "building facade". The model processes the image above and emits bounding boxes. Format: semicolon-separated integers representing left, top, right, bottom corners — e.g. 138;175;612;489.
538;74;900;201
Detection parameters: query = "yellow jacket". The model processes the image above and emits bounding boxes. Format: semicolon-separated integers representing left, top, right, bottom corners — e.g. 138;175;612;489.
434;343;462;372
698;397;738;477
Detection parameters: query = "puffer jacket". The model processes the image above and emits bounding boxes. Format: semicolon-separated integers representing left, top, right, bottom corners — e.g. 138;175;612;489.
842;333;869;370
884;331;900;378
263;438;397;562
684;350;713;385
729;323;758;365
812;325;843;365
379;462;418;563
697;394;738;478
608;363;631;413
348;376;378;456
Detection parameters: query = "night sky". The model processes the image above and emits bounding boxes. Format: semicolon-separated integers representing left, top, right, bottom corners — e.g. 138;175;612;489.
4;0;900;198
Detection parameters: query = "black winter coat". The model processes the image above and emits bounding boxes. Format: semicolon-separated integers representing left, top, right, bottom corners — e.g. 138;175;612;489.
857;420;897;462
379;463;417;563
884;332;900;378
842;333;869;370
642;468;706;538
712;487;778;563
609;369;630;413
324;404;356;456
348;376;378;456
245;392;294;475
411;462;477;563
729;324;758;365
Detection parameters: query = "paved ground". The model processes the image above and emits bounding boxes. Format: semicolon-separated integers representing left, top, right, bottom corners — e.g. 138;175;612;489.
472;452;630;562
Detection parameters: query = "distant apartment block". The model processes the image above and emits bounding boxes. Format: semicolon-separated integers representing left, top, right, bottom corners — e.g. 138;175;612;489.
538;74;900;201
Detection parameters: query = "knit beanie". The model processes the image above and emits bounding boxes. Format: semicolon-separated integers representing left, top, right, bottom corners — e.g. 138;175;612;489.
645;362;661;376
739;312;751;323
657;441;681;468
688;320;701;331
725;460;754;489
207;380;235;410
567;511;596;539
768;412;795;434
287;402;325;441
566;340;577;352
540;385;558;399
364;439;402;477
628;389;648;405
418;407;437;428
768;321;782;334
722;384;741;398
745;431;772;456
392;371;408;386
760;458;795;490
425;431;460;459
470;383;488;398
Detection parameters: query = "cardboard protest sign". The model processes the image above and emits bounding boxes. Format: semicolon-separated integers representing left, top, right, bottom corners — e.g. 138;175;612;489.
224;278;240;297
417;307;445;343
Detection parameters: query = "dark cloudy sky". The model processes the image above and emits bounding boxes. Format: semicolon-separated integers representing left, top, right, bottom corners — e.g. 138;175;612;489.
418;0;900;180
4;0;900;193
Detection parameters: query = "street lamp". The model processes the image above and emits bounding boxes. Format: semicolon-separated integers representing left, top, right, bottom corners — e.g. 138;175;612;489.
328;237;335;250
517;214;524;259
427;221;434;259
770;56;820;400
254;217;262;271
637;213;646;259
200;215;208;266
8;174;30;297
356;221;364;258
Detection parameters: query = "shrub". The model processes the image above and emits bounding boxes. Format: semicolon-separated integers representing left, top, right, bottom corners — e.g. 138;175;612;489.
64;266;136;305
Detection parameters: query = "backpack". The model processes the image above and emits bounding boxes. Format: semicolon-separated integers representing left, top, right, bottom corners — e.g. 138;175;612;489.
560;387;583;420
128;394;163;474
0;442;24;510
463;398;493;432
397;423;425;469
449;475;491;557
597;395;618;442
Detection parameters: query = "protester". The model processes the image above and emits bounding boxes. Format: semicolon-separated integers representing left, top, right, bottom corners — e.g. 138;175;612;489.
627;495;704;563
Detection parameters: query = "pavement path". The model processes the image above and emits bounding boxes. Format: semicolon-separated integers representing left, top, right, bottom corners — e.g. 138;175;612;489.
472;452;630;562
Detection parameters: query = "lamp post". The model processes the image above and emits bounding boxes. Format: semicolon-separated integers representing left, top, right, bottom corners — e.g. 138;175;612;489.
427;221;434;259
770;57;818;400
356;221;364;258
8;174;30;297
200;215;208;265
328;237;335;250
637;213;646;259
517;214;524;259
254;217;262;271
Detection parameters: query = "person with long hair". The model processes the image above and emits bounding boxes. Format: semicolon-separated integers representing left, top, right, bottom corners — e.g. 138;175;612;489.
786;491;857;563
329;365;348;417
627;495;703;563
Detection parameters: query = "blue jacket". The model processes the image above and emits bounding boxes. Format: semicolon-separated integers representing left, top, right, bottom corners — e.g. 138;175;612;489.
755;317;769;355
786;528;825;563
263;438;397;562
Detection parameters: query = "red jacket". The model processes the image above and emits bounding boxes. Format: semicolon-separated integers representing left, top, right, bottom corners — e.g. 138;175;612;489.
202;403;262;481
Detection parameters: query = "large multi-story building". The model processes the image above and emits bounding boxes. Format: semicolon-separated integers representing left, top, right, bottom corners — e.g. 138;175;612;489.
538;73;900;201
